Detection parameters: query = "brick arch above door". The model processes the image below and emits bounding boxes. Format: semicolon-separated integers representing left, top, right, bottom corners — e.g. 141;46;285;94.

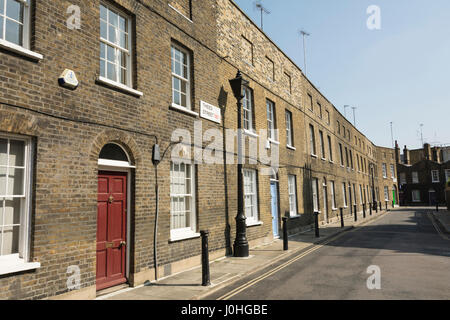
89;129;141;167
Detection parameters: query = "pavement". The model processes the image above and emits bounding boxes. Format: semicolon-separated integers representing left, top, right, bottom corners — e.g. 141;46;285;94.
432;207;450;234
98;206;390;300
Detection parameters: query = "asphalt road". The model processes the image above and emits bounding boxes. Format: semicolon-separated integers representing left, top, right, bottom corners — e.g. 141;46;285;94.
205;208;450;300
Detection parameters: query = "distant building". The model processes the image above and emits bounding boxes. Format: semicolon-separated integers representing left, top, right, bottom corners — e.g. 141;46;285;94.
396;142;450;206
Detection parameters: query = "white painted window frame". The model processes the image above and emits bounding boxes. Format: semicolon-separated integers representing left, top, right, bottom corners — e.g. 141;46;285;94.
288;175;297;217
242;86;254;133
285;110;294;148
431;170;439;183
382;163;387;178
171;43;192;111
309;124;316;156
0;133;40;275
330;181;336;210
243;168;259;225
0;0;42;60
312;178;319;213
266;99;277;142
170;162;198;241
99;3;133;88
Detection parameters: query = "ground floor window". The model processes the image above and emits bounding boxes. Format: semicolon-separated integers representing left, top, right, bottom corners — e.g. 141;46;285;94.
384;186;389;201
331;181;336;209
243;169;259;224
312;178;319;212
0;134;32;261
170;162;197;239
412;190;421;202
342;182;347;207
288;175;298;217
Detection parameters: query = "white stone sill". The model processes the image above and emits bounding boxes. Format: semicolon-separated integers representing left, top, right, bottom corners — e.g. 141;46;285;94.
97;77;143;97
287;145;296;151
170;103;199;117
0;258;40;276
0;39;43;61
246;221;263;227
169;232;201;243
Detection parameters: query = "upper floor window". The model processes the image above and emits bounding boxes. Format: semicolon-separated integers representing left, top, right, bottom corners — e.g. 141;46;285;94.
390;164;395;178
285;110;294;147
327;136;333;162
100;4;132;87
319;131;325;159
318;102;322;119
309;124;316;156
171;44;191;110
308;94;313;111
243;87;254;132
265;56;274;82
339;143;344;166
412;171;419;183
400;172;406;185
326;110;330;125
241;36;253;66
431;170;439;183
266;100;277;141
382;163;387;178
0;0;30;48
445;169;450;183
284;72;291;94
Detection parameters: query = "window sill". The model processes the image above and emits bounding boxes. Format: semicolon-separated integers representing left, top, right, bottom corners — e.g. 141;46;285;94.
287;145;296;151
332;208;338;211
0;258;41;276
311;154;318;159
289;215;302;219
243;130;259;138
268;139;280;145
321;158;327;161
169;232;201;243
96;77;143;97
170;103;199;117
0;39;43;61
246;221;263;227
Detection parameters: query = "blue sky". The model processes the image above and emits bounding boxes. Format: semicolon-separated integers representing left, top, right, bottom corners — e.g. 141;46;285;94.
233;0;450;150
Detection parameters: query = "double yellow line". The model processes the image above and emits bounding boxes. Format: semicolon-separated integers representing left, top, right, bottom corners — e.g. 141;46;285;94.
428;212;449;241
217;232;347;300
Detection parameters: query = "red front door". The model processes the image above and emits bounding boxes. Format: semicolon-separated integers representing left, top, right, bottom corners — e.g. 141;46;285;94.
96;171;127;291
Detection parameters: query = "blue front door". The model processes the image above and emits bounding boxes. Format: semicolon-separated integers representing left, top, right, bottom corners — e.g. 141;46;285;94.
271;182;279;237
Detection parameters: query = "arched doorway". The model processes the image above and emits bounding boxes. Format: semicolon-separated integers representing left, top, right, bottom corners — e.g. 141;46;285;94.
97;143;135;291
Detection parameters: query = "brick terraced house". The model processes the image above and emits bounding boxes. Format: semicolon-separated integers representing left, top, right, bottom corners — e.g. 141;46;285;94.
0;0;398;299
396;142;450;206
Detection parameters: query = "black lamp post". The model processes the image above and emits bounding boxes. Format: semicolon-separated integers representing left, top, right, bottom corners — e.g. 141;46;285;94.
229;70;250;258
371;163;377;211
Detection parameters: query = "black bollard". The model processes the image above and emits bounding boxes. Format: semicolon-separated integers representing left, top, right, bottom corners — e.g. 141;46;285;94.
363;204;366;219
379;202;382;212
375;202;378;213
392;200;395;209
314;211;320;238
200;231;210;287
354;205;357;222
369;203;373;216
340;207;344;228
385;201;388;211
282;217;289;251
